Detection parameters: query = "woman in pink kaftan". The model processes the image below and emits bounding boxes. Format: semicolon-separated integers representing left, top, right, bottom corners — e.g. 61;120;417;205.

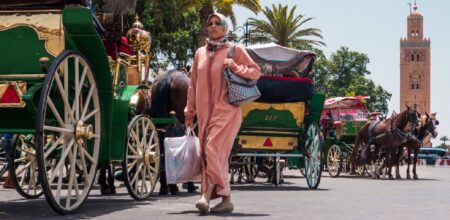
184;13;260;214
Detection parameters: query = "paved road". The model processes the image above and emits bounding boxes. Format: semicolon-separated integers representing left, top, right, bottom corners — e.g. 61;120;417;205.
1;165;449;220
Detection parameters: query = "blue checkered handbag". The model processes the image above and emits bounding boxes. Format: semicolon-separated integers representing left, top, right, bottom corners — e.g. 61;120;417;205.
224;44;261;106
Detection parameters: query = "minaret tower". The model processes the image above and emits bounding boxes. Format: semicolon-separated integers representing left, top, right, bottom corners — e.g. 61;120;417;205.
400;1;431;116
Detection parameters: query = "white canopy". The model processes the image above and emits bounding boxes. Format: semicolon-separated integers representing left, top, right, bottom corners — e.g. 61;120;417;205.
247;42;308;61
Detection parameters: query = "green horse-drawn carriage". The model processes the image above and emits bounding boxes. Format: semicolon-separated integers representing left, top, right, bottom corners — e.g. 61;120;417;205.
229;43;325;188
322;96;371;177
0;1;169;214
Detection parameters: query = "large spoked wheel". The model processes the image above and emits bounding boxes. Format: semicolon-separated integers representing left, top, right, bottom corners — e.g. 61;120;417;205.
327;144;342;178
123;115;160;200
0;137;7;177
304;122;324;189
36;51;101;214
8;135;43;199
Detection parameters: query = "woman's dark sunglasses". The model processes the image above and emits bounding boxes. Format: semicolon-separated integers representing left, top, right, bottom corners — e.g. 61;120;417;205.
208;21;222;27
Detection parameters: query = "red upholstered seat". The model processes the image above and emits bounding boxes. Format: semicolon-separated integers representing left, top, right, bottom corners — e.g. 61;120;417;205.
103;40;118;59
103;37;132;60
118;36;132;55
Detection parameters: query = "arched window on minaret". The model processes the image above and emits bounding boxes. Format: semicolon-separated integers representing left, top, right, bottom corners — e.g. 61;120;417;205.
416;83;419;89
411;84;415;89
411;54;415;61
416;54;420;61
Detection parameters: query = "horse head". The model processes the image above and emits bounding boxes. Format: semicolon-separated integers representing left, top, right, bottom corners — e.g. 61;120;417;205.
421;112;438;139
402;105;420;132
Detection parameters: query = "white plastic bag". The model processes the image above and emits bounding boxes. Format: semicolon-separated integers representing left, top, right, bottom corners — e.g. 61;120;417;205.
164;128;202;184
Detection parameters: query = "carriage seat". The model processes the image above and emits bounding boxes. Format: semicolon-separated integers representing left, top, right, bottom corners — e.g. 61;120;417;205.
255;75;314;103
103;37;132;60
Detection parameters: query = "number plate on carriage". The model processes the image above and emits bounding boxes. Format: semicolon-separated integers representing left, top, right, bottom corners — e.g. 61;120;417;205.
238;135;298;150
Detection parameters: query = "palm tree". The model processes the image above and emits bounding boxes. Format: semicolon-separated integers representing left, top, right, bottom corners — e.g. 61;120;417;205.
179;0;261;47
247;4;325;48
440;135;449;146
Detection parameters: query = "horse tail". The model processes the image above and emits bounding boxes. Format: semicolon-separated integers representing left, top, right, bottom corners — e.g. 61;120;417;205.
150;76;172;118
349;122;369;167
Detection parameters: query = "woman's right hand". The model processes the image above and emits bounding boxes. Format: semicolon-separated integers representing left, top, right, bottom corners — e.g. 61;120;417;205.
185;119;193;128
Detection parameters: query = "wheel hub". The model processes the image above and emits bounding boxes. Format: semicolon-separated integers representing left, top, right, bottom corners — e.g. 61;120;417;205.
144;150;156;166
75;121;94;144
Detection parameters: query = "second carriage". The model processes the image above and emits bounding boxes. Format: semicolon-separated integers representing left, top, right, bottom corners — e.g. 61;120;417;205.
321;96;373;177
229;43;325;188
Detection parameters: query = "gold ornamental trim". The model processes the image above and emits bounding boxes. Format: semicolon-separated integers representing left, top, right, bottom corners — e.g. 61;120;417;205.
241;102;306;126
0;12;64;56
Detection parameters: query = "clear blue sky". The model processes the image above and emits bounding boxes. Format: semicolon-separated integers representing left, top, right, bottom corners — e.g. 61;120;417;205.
235;0;449;146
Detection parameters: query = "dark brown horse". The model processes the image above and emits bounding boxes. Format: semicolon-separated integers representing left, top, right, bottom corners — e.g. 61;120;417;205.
395;112;438;179
148;70;190;123
146;70;196;194
349;106;419;179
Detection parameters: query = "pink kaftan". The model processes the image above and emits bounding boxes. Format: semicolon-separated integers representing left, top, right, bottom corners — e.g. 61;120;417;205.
184;43;260;199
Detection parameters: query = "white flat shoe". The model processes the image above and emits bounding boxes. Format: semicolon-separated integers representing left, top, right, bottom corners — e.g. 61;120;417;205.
195;200;209;215
210;202;234;213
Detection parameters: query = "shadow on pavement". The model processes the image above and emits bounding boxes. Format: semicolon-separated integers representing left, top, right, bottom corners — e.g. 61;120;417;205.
231;183;329;191
0;195;155;219
324;174;440;181
168;210;270;217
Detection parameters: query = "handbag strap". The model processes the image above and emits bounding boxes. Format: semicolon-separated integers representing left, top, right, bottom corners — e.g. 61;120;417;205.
227;44;236;59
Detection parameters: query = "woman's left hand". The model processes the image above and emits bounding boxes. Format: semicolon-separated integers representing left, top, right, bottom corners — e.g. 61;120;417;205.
223;58;235;68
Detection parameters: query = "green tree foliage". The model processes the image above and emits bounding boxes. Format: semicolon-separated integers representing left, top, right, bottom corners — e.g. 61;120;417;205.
440;135;449;147
247;4;325;48
134;0;200;70
179;0;261;47
314;47;392;113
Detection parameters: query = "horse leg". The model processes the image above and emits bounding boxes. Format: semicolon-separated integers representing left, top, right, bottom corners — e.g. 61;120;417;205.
406;147;411;179
98;164;109;195
387;149;395;180
395;147;402;179
413;148;419;179
107;164;116;194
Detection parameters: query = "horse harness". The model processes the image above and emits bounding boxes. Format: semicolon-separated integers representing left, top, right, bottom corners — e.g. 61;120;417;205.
367;118;416;145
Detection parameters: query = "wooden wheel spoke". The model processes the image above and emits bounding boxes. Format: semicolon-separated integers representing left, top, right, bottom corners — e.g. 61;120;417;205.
82;108;99;123
127;143;139;156
49;139;74;184
127;159;138;174
44;125;74;134
66;146;78;209
54;72;76;123
78;145;90;184
141;165;148;193
131;163;143;187
148;164;158;174
130;130;142;151
79;146;96;164
80;84;96;120
47;97;65;126
148;143;158;151
44;134;66;158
